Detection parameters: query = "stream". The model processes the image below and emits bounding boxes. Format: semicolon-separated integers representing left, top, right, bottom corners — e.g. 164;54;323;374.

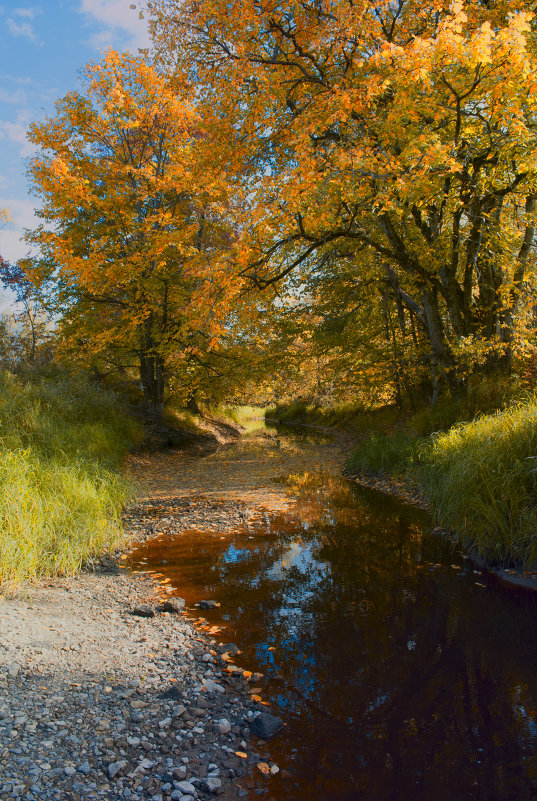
127;429;537;801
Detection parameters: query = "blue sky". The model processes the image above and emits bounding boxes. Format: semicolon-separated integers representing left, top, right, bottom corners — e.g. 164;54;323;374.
0;0;150;301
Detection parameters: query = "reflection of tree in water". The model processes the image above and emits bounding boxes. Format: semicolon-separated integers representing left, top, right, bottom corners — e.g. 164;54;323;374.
130;474;537;801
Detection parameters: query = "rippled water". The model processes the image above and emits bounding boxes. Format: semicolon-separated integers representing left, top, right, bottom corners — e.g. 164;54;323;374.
128;469;537;801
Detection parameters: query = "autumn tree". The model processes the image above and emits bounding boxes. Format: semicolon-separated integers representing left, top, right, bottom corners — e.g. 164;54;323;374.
25;51;240;413
149;0;537;401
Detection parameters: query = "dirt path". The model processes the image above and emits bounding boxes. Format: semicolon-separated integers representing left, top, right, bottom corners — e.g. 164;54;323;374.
0;429;344;801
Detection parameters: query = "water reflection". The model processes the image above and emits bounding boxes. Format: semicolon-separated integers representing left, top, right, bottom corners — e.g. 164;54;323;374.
128;472;537;801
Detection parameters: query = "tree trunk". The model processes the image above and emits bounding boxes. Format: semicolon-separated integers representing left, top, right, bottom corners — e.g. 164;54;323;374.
421;287;455;399
498;194;536;371
140;352;165;415
139;316;165;417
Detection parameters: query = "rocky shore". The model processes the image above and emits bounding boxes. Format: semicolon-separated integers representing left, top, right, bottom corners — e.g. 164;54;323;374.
0;431;346;801
0;560;281;801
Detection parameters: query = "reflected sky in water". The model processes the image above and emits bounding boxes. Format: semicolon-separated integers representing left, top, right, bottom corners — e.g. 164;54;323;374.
129;472;537;801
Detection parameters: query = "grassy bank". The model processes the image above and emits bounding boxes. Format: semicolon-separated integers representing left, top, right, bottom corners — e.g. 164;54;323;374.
348;398;537;569
415;401;537;568
266;399;400;433
0;369;142;585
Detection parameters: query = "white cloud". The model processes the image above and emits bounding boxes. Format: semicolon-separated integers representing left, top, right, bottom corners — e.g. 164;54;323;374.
80;0;150;51
6;6;41;42
0;87;28;105
0;289;17;314
0;114;35;158
6;17;36;39
12;8;36;19
1;75;33;85
0;197;40;264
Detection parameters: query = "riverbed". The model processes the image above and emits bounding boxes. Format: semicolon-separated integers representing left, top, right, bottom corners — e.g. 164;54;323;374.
127;426;537;801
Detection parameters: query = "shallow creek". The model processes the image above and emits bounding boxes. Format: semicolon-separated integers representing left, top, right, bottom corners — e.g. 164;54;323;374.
127;429;537;801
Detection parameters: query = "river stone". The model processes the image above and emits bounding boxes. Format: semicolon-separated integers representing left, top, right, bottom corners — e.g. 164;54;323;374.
130;605;155;618
216;718;231;734
8;662;20;678
204;777;222;793
107;760;127;779
203;679;225;694
198;600;219;609
157;598;185;614
161;685;182;700
174;780;196;794
249;712;284;739
219;643;239;656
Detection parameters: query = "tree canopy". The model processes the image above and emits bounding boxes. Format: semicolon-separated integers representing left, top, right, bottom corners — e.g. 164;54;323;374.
25;51;242;409
19;1;537;409
147;0;537;401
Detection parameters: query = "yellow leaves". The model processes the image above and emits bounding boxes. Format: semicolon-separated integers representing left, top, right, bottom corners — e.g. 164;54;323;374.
508;11;534;36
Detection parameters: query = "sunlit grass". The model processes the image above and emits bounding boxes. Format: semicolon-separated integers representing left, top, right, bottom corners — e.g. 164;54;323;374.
219;405;268;434
415;400;537;568
345;392;537;568
0;369;141;585
265;399;388;430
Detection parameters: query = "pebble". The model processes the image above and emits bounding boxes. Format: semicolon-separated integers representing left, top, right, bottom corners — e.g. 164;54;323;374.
216;718;231;734
174;780;196;794
202;679;225;694
130;604;155;618
0;503;280;801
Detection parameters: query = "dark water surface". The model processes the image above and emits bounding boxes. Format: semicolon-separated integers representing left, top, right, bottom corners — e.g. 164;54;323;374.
128;469;537;801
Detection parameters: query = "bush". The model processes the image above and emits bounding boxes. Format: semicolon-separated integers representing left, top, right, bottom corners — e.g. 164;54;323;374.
0;369;141;585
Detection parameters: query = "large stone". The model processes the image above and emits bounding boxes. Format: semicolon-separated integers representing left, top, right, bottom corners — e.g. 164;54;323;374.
216;718;231;734
157;598;185;614
161;685;182;701
219;643;239;656
130;605;155;618
202;679;225;694
249;712;284;740
204;777;222;794
174;780;196;794
8;663;20;679
198;600;219;609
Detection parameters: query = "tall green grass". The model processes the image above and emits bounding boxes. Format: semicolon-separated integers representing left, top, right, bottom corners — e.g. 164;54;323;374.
0;369;142;585
415;400;537;568
347;431;419;476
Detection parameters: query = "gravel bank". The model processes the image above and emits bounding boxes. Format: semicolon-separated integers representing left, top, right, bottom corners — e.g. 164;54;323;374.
0;433;346;801
0;562;278;801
